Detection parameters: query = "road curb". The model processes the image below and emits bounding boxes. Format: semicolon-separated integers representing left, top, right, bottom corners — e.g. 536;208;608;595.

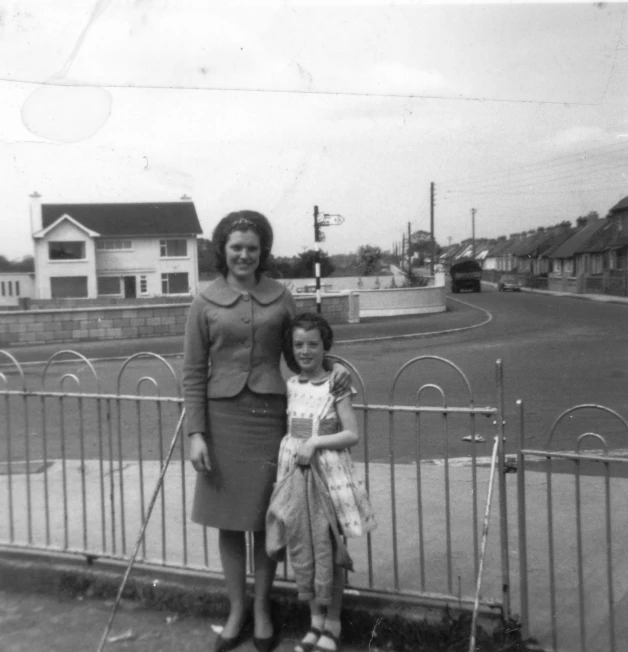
335;298;493;345
0;547;522;652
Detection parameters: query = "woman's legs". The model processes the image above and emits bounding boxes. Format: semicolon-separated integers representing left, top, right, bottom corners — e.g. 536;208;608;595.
218;529;249;639
253;530;277;639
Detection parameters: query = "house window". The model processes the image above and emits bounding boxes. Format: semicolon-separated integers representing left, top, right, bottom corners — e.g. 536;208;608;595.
97;277;122;296
140;276;147;294
96;239;132;251
8;281;12;296
161;272;189;294
51;276;88;298
1;281;4;296
15;281;20;296
160;239;187;257
49;241;86;260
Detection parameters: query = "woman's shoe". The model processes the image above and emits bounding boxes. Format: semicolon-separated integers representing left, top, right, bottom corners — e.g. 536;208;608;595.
253;607;280;652
253;630;279;652
214;608;253;652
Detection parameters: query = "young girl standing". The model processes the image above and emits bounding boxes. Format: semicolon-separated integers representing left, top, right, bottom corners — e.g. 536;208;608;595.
268;313;376;652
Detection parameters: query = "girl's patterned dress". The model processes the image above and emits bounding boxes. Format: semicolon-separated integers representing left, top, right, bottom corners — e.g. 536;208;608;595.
276;374;376;538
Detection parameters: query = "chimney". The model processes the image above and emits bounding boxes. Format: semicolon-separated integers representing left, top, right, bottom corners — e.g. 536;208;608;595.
30;191;42;234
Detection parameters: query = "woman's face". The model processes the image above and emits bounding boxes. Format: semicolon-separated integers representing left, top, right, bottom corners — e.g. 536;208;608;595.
292;327;325;376
225;229;261;281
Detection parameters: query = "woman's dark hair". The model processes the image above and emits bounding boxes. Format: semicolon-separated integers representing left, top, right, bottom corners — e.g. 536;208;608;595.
212;210;274;277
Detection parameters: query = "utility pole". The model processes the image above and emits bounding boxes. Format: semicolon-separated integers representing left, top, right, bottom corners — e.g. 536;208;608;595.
471;208;477;260
401;233;405;270
430;182;435;275
407;221;412;272
313;205;322;313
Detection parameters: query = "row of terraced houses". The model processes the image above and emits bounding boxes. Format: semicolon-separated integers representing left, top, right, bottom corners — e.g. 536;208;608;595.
439;194;628;296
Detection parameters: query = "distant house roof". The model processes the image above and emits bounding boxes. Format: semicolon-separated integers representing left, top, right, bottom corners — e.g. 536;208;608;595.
608;195;628;215
538;228;577;258
549;219;606;259
41;202;203;237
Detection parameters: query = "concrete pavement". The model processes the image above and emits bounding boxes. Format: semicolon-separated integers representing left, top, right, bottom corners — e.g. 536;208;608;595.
4;451;624;651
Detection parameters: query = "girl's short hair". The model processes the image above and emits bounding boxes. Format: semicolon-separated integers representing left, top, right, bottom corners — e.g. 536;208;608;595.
212;210;274;277
290;313;334;351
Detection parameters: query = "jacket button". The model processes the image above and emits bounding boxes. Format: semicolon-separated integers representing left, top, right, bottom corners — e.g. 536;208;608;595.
242;317;251;323
242;295;250;302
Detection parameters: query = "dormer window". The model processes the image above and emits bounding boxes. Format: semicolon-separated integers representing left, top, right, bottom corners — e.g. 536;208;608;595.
160;239;187;257
49;241;85;260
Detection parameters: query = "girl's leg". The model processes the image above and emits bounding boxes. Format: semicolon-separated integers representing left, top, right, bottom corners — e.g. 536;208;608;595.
316;565;345;652
294;601;325;652
218;529;249;639
253;530;278;639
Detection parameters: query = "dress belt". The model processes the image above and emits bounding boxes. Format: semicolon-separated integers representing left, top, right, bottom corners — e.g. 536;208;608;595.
290;417;338;440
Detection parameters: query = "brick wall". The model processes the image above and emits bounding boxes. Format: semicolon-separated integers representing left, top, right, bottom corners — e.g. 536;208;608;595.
0;293;357;348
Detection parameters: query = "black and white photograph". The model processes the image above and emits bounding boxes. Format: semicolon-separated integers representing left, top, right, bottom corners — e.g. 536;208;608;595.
0;2;627;651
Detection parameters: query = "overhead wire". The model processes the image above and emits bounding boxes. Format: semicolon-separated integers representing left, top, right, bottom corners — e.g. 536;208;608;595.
437;140;628;189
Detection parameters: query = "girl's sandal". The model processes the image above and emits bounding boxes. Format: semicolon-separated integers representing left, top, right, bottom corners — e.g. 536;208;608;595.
313;630;341;652
294;627;322;652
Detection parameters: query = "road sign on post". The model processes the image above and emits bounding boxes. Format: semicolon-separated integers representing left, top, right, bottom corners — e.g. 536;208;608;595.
313;208;346;313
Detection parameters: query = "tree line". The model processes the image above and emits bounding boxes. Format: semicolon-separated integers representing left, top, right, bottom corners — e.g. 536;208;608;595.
198;239;390;279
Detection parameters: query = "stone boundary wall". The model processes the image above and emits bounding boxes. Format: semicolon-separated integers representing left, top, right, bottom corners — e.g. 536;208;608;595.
0;293;357;348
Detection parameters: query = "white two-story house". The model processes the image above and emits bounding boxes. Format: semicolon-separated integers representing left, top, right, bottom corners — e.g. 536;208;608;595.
30;194;203;300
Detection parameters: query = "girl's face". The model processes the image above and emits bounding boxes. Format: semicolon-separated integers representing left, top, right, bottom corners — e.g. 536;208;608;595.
292;327;326;375
225;229;261;281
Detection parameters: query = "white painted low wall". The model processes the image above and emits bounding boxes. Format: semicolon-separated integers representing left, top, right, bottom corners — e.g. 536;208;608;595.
357;285;446;318
281;275;411;293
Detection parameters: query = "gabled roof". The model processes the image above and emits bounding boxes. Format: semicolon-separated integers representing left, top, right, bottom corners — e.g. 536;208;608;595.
608;195;628;215
33;214;100;239
537;228;576;258
549;219;606;259
581;218;628;253
41;202;203;237
485;238;511;257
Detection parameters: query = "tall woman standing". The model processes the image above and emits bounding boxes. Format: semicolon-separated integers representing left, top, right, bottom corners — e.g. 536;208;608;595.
183;210;346;652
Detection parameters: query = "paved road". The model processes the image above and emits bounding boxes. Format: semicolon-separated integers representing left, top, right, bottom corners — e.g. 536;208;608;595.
332;286;628;458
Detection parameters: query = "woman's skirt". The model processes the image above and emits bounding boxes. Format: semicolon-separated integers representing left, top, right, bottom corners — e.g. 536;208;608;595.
191;388;286;532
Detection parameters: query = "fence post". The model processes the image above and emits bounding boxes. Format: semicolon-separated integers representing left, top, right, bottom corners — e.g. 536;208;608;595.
496;359;511;617
516;400;529;640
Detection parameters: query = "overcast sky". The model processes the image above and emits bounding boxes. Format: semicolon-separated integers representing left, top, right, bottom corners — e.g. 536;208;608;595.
1;0;627;258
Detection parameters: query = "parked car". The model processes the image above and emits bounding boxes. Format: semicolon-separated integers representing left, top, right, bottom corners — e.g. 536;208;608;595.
498;275;522;292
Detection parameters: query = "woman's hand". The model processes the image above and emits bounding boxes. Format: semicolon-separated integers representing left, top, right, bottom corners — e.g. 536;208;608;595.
296;437;319;466
329;362;351;397
189;433;211;473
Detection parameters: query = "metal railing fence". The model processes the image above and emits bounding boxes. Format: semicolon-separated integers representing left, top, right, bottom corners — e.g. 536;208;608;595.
517;400;628;652
0;349;507;616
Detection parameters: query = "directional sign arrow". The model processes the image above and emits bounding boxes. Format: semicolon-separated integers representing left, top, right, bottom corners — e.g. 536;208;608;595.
322;214;345;226
317;219;331;227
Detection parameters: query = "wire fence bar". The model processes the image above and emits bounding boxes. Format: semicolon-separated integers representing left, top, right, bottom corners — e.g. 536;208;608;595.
494;359;510;618
516;400;529;641
469;435;500;652
0;349;504;616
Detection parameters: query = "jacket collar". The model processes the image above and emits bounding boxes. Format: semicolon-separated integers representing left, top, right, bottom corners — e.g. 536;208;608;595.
201;274;286;307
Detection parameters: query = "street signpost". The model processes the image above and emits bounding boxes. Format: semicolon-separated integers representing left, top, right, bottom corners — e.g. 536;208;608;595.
313;207;345;312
